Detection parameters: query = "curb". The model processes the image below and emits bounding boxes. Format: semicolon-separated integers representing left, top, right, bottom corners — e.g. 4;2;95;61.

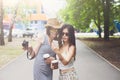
80;41;120;72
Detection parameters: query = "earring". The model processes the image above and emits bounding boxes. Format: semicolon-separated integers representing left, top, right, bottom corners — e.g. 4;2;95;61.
61;40;63;44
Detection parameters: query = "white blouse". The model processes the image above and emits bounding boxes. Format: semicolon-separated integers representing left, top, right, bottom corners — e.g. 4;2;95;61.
58;51;74;70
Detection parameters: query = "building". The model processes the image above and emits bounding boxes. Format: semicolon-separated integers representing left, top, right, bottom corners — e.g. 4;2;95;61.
3;0;47;30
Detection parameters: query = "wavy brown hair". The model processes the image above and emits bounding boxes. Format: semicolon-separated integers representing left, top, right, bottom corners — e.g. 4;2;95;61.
58;24;76;60
58;24;76;48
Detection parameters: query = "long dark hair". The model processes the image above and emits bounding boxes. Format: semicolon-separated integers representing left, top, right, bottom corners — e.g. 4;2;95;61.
58;24;76;60
58;24;76;48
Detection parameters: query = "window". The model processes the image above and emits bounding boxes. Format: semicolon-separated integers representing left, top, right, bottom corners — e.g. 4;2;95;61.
35;21;37;24
41;6;44;13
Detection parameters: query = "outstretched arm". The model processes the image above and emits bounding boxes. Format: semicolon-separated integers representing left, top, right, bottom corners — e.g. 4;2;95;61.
27;34;44;59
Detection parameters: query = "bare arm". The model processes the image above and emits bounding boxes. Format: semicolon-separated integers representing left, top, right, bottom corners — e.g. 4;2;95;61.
27;34;44;59
63;46;75;65
53;45;76;65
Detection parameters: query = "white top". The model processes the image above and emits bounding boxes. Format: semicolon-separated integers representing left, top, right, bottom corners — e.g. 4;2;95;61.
58;51;74;70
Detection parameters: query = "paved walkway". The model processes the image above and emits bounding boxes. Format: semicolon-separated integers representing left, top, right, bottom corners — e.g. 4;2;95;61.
0;39;120;80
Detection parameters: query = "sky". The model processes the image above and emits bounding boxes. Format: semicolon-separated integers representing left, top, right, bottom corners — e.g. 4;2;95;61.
41;0;66;18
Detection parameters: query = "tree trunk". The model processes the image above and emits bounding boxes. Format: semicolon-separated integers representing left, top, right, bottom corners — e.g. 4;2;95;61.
8;23;13;42
103;0;110;41
97;8;102;38
8;5;18;42
0;0;5;45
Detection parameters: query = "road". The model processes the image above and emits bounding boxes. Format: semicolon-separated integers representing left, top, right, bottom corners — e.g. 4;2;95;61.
0;39;120;80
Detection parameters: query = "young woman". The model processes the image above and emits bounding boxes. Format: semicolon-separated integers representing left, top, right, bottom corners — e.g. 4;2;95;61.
26;18;61;80
52;24;78;80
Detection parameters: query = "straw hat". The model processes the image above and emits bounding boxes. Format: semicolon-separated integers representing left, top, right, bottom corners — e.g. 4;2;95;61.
45;18;61;29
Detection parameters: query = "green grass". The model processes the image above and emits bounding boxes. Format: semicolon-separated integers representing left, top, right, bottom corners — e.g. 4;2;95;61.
0;37;36;68
76;33;120;39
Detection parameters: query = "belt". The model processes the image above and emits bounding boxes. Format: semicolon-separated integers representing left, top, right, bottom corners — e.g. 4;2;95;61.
59;67;75;74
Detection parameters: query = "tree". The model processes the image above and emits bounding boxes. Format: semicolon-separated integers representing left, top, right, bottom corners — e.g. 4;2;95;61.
102;0;111;40
58;0;116;40
8;3;19;42
0;0;5;45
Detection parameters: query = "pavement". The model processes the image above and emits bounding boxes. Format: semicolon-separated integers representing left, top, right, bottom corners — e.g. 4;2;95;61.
0;39;120;80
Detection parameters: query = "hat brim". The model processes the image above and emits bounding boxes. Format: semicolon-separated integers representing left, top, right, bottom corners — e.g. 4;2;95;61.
45;24;61;29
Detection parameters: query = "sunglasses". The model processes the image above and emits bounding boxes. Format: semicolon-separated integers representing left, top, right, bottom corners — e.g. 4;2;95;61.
62;32;69;36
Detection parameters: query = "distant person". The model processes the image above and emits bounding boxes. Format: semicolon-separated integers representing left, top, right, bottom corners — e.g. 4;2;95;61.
51;24;78;80
23;18;61;80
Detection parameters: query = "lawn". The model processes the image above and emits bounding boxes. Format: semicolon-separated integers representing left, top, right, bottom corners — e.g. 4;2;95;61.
0;37;36;68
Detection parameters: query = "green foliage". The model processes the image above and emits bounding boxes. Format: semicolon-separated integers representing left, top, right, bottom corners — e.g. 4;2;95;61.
58;0;120;33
